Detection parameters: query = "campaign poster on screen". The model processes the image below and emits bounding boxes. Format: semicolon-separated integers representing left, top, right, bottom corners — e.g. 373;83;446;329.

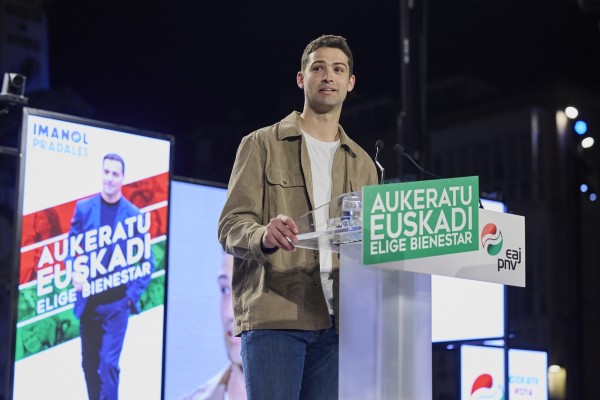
461;345;505;400
432;199;506;343
11;108;172;399
509;349;548;399
164;179;240;400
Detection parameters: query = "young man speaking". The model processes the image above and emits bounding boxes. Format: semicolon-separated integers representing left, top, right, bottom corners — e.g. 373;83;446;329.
218;34;377;400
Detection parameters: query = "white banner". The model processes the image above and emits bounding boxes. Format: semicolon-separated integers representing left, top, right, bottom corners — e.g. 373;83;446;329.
364;209;526;287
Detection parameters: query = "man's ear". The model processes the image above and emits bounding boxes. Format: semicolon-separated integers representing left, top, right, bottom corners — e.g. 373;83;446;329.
297;71;304;89
347;74;356;93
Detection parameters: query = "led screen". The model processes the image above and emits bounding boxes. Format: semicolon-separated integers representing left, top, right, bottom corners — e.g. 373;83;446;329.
432;276;504;342
460;346;548;400
11;108;171;399
431;199;506;343
164;179;236;400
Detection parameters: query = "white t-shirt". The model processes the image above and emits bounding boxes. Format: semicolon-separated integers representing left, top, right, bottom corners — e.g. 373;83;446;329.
303;131;339;315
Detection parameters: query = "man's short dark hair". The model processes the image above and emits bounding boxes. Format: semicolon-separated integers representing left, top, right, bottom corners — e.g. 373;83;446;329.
301;34;354;76
103;153;125;175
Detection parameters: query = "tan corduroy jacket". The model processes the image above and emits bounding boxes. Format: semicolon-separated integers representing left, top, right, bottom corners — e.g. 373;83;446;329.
218;111;378;336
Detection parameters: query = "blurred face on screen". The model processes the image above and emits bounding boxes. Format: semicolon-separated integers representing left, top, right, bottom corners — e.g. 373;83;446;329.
148;280;165;306
21;326;43;355
219;254;241;365
33;211;50;237
101;158;124;203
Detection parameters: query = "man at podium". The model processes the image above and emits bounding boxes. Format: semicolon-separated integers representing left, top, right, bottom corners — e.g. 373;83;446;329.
218;34;377;399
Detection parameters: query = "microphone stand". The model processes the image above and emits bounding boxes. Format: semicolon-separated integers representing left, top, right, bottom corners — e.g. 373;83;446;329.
375;140;385;185
394;144;484;209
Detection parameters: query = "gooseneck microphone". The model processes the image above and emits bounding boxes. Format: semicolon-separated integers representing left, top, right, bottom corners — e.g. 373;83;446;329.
374;140;385;184
393;144;484;208
393;144;442;179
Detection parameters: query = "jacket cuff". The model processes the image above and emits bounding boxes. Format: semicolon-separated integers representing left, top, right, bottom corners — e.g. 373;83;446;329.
250;226;278;260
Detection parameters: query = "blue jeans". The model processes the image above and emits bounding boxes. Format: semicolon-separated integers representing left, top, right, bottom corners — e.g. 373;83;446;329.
241;316;338;400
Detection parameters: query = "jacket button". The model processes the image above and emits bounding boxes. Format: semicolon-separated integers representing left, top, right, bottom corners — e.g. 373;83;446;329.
283;178;288;184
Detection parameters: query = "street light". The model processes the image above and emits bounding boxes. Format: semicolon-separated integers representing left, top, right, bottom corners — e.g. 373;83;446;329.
574;120;588;135
581;137;594;149
565;106;579;119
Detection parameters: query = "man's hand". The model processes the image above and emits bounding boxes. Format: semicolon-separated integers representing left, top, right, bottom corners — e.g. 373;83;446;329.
262;214;299;252
72;272;85;291
72;280;83;292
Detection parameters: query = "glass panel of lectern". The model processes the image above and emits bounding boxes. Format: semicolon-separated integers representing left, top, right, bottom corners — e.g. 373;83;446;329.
295;192;363;252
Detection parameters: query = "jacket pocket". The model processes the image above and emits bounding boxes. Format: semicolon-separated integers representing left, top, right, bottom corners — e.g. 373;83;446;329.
265;168;308;220
266;169;305;188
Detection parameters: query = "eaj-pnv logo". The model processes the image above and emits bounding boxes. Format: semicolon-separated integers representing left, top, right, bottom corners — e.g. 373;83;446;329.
470;373;505;400
481;223;503;256
481;223;522;272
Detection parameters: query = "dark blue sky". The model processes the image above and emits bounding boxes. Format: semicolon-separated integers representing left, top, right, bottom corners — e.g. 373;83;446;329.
46;0;600;137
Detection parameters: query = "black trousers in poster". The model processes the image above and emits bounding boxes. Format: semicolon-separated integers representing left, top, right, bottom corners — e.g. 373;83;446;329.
79;296;130;400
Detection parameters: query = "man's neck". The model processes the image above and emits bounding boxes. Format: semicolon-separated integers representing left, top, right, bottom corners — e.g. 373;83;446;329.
299;108;341;142
101;192;122;204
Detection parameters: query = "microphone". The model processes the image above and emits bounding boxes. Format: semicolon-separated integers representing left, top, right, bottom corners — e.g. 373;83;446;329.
393;144;484;208
374;140;385;184
393;144;442;179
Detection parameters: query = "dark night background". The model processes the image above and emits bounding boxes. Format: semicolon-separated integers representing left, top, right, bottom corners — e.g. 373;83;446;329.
40;0;600;182
2;0;600;399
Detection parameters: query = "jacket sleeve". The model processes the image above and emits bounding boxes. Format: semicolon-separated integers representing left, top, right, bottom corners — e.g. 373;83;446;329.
69;202;83;237
218;133;271;261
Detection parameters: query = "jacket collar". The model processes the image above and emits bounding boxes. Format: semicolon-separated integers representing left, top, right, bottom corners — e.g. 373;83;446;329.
278;111;359;157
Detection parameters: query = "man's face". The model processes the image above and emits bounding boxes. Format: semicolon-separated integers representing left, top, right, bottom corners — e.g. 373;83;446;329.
297;47;355;114
218;255;241;365
102;159;124;200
